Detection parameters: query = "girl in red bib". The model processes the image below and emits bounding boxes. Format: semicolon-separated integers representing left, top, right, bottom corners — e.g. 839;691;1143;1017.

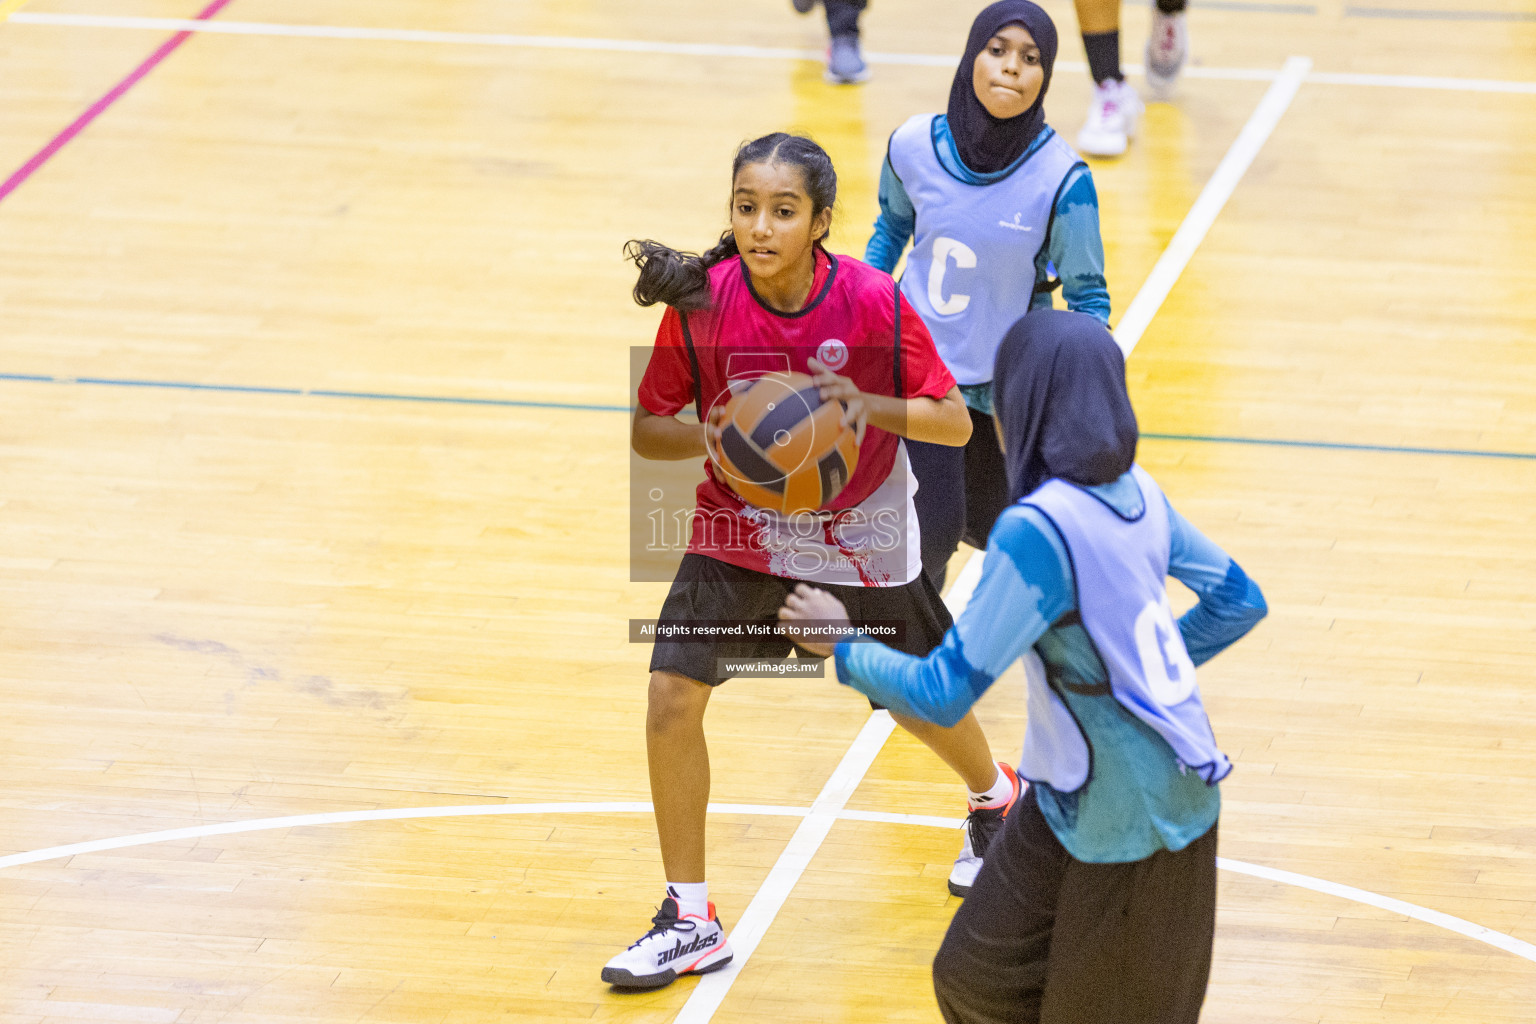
603;133;1024;990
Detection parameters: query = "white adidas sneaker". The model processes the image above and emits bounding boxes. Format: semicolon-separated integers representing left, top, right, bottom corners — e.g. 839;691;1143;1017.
601;897;734;990
948;763;1022;897
1076;77;1144;158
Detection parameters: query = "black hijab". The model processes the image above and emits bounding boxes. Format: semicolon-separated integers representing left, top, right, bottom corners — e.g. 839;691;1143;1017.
947;1;1059;175
993;309;1138;502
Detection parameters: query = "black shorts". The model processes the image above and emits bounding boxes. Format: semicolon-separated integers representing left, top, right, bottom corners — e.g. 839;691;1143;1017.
907;408;1010;590
648;553;953;687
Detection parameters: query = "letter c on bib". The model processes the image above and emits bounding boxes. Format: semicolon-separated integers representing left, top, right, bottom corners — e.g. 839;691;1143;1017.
927;236;976;316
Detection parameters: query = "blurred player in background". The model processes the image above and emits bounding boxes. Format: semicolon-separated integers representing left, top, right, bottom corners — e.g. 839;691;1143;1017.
1073;0;1191;156
791;0;871;84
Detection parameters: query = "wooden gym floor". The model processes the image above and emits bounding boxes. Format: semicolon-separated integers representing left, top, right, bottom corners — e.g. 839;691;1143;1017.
1;1;1533;1021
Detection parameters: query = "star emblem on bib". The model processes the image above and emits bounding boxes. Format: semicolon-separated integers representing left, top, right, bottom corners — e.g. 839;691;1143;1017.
815;338;849;371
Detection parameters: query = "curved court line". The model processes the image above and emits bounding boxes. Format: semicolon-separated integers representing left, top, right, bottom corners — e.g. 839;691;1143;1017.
0;801;804;870
1213;857;1536;964
2;798;1532;966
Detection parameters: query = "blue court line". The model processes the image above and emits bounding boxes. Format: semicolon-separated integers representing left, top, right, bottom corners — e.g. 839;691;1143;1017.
4;371;1532;461
304;387;630;412
1;372;631;413
1344;5;1536;20
1140;432;1536;461
73;376;305;396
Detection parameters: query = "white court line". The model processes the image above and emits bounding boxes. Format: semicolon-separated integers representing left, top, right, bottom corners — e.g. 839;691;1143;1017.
838;808;966;829
3;799;1532;966
1304;69;1536;93
1113;56;1312;355
9;12;1536;94
942;547;987;612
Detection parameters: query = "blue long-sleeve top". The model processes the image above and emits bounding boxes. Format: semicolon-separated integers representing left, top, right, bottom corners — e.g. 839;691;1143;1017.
834;474;1268;862
864;119;1110;328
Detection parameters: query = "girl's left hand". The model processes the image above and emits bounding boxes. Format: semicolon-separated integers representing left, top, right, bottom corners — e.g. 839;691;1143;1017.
776;583;854;659
807;357;868;445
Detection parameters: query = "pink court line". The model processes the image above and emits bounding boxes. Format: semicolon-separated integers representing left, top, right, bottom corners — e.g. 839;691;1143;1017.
0;0;234;206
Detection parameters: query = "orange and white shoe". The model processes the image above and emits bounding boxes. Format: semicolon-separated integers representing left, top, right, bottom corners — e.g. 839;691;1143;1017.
601;897;733;989
948;763;1023;897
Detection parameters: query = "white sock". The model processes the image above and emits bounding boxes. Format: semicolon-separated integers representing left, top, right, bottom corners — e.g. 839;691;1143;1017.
666;881;710;919
967;763;1013;809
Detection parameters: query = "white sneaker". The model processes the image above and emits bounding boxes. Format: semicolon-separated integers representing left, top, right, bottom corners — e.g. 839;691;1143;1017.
1144;10;1189;99
601;898;734;989
947;763;1022;898
1076;78;1143;158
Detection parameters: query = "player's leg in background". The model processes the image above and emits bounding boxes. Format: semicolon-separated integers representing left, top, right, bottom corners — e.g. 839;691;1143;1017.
824;0;870;84
1073;0;1143;158
904;712;1020;897
844;574;1021;897
1145;0;1190;99
959;409;1009;553
932;788;1065;1024
907;437;967;591
889;711;1000;797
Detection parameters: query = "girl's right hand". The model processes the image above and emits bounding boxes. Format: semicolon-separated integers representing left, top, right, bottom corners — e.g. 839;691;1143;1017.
807;357;869;445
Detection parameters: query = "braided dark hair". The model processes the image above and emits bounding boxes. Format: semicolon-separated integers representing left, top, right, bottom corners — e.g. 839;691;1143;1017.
625;133;838;311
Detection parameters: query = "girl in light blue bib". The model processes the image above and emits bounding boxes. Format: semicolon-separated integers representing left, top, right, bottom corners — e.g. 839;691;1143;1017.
779;310;1267;1023
866;0;1110;588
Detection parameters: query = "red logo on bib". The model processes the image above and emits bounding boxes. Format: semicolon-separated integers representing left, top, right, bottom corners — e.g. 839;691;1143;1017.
815;338;849;372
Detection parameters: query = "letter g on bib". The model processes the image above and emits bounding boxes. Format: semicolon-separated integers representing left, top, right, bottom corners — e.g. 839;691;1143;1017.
1134;597;1197;705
